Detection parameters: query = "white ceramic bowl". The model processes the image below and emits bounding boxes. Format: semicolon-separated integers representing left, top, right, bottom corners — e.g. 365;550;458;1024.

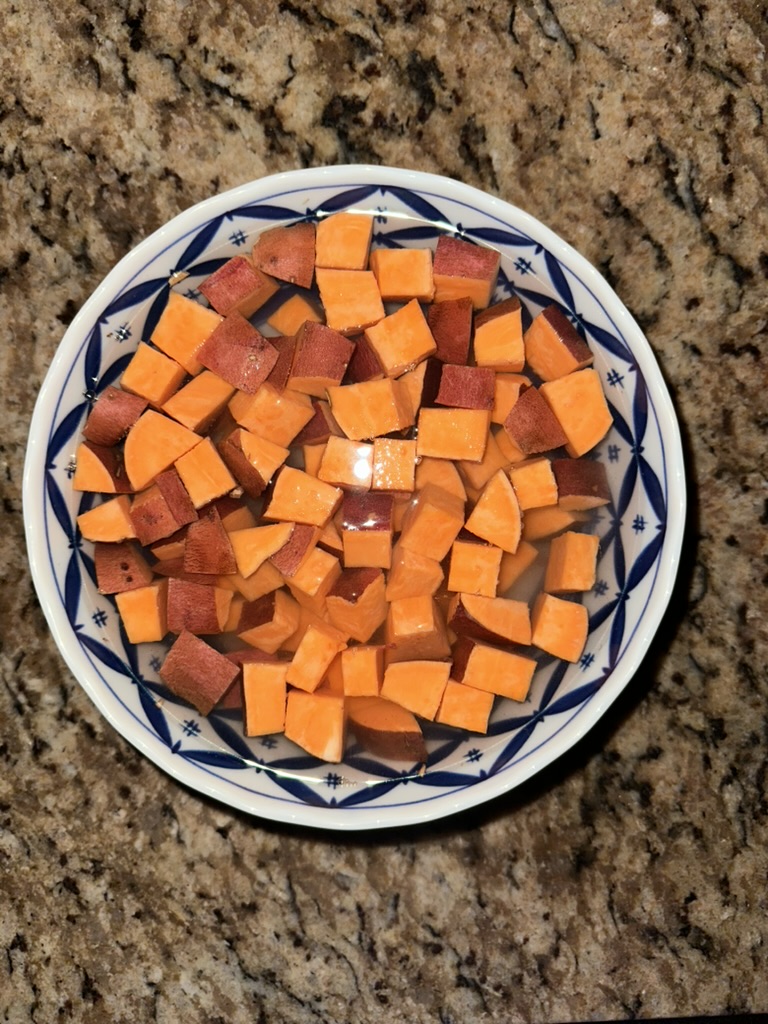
24;166;685;830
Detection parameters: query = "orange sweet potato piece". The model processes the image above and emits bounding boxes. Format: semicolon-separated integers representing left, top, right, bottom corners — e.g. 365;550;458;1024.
497;540;539;593
385;542;444;602
318;436;374;491
160;631;239;715
416;407;490;463
346;696;426;762
94;541;154;594
448;592;531;646
263;466;342;528
380;660;451;721
173;437;237;509
284;689;346;762
288;321;355;398
166;577;233;635
315;212;372;270
267;293;323;336
491;373;529;425
398;482;465;563
325;567;388;643
198;255;280;318
218;428;289;500
237;589;301;653
463;469;522;554
229;384;314;447
544;531;599;593
552;458;611;511
456;428;511;492
162;370;235;433
385;595;451;664
285;623;347;693
473;297;524;371
286;546;342;608
530;592;588;662
451;636;536;702
369;247;434;302
432;235;500;309
315;268;384;335
341;645;385;697
229;522;294;579
293;400;343;447
150;292;222;376
447;538;503;598
503;385;568;456
183;505;238;575
414;457;467;502
115;579;169;643
372;437;417;492
77;494;136;542
72;441;132;494
82;386;148;447
509;457;558;510
345;335;385;383
435;680;494;734
363;298;436;378
197;313;279;394
339;491;394;569
327;378;413;440
242;661;289;736
427;297;473;364
435;364;495;411
129;484;187;546
524;304;593;382
269;523;321;578
252;221;316;287
539;369;613;457
521;505;590;542
124;410;200;492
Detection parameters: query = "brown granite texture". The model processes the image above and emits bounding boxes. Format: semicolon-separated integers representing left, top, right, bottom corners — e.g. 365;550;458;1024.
1;1;767;1021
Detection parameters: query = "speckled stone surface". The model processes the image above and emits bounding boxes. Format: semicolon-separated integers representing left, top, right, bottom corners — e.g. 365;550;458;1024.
1;1;767;1021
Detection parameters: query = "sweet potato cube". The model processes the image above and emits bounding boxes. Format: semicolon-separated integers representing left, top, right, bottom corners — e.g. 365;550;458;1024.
166;578;233;635
494;425;528;466
503;385;568;456
212;495;257;533
286;624;347;693
154;469;198;528
524;304;594;382
522;505;590;542
237;589;301;653
284;690;346;762
242;661;289;736
197;313;279;394
325;567;388;643
530;592;588;662
451;637;536;702
198;255;279;317
416;407;490;463
398;482;465;562
464;469;522;554
149;526;189;562
267;293;323;336
286;546;342;606
302;443;325;478
552;458;611;511
150;292;222;375
229;522;294;578
281;604;349;654
473;297;524;371
227;561;284;602
229;384;314;447
364;298;436;378
539;369;613;457
77;494;136;542
345;335;385;383
124;410;200;492
372;437;417;492
183;505;237;575
269;523;321;578
497;540;539;593
315;268;384;335
339;491;394;569
491;373;529;425
293;400;343;447
72;441;132;494
318;436;374;490
414;457;466;502
385;595;451;664
380;660;450;720
115;579;169;644
174;437;236;509
448;592;531;646
544;531;600;593
509;457;558;510
341;645;384;697
316;653;345;697
315;211;373;270
252;220;316;287
436;681;494;734
432;235;500;309
159;631;239;716
435;364;495;411
162;370;235;433
327;378;413;440
288;321;355;397
368;246;434;302
457;428;511;491
94;541;154;594
263;466;342;527
447;539;502;598
346;696;426;762
82;387;148;447
222;593;245;634
427;297;473;364
218;428;289;499
129;484;185;546
385;543;444;602
262;335;298;393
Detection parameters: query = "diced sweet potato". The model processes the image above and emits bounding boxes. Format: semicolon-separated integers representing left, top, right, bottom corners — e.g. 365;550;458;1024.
115;579;168;643
166;577;233;634
473;297;524;371
285;623;347;693
77;494;136;542
293;400;343;447
82;387;148;447
94;541;154;594
129;484;186;546
435;364;495;411
464;469;522;554
269;523;320;577
227;561;284;602
339;491;394;569
242;661;289;736
229;522;295;578
521;505;590;542
237;589;301;653
456;428;511;491
524;304;593;382
380;660;451;720
385;595;451;664
315;211;372;270
451;636;536;701
345;335;385;383
263;335;298;393
150;292;222;376
302;442;325;478
160;630;239;715
211;495;256;533
154;468;198;528
267;293;323;336
530;592;588;662
252;221;316;287
448;592;531;646
288;321;355;397
503;385;568;456
197;313;279;394
497;540;539;593
281;604;349;654
183;505;237;575
124;410;200;492
552;458;611;511
509;457;558;510
315;652;345;697
494;425;528;465
325;567;388;643
152;557;218;586
346;696;426;762
263;466;342;527
341;645;384;697
173;437;237;509
149;526;189;562
544;530;599;593
371;437;417;492
284;689;346;762
229;384;314;447
218;428;289;499
416;407;490;463
286;546;342;608
436;680;494;733
432;235;500;309
447;538;503;598
427;297;473;364
72;441;133;494
385;542;444;602
162;370;235;433
398;356;442;416
363;298;436;378
398;482;465;562
369;246;434;302
315;268;384;335
318;436;374;490
539;369;613;457
198;255;279;317
327;378;413;440
491;373;529;426
414;457;467;502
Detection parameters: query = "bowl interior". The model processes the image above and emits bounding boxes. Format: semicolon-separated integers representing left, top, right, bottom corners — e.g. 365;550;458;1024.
25;167;685;828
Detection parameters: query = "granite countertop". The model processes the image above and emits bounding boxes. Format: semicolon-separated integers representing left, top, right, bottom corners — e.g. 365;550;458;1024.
1;1;767;1020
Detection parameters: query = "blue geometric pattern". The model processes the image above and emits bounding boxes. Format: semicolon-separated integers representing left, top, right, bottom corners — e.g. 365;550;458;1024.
33;174;680;823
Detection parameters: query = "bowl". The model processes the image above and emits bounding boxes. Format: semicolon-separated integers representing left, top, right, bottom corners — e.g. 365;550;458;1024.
23;166;685;830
